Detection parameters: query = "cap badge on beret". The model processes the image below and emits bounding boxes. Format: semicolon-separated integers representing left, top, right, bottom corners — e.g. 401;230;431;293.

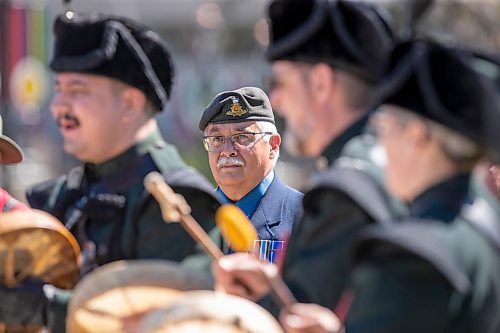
225;97;248;117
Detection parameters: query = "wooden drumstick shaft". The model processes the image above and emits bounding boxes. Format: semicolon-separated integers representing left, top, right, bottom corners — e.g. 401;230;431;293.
180;214;225;260
268;273;297;309
144;172;224;261
146;172;296;309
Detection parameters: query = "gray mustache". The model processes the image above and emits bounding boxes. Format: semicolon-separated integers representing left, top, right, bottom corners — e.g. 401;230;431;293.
217;157;245;168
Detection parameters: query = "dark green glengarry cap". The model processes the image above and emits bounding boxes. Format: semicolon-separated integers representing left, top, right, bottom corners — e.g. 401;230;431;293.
199;87;275;131
50;13;174;111
376;39;500;161
266;0;394;82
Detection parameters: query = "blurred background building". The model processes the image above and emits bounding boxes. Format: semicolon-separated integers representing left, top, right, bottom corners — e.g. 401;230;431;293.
0;0;499;202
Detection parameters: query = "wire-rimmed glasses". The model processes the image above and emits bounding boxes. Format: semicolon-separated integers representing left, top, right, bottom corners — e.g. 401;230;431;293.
202;132;273;152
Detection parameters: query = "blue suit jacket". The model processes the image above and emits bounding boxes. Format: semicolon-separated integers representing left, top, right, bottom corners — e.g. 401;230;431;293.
250;174;303;241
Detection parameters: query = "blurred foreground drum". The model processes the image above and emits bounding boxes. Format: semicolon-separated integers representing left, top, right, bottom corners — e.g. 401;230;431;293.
67;260;212;333
0;209;80;288
0;209;81;333
139;290;284;333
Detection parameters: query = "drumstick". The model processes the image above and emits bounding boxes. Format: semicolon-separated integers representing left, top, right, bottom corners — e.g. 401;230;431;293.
216;204;297;309
144;172;224;260
145;172;296;309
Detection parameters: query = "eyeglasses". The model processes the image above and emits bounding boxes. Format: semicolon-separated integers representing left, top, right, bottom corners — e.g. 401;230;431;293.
202;132;273;152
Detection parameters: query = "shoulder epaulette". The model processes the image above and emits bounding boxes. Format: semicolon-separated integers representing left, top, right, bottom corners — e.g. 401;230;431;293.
304;167;393;224
26;175;67;210
352;221;471;294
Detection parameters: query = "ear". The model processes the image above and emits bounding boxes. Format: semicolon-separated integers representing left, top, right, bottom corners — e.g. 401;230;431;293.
406;118;430;147
268;133;281;159
120;87;147;123
309;63;336;104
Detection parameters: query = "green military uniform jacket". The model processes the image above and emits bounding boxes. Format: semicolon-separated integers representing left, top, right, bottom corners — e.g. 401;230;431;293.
261;115;405;316
26;129;220;333
346;174;500;332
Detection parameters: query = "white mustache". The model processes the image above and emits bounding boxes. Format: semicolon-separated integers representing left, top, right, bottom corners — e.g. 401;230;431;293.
217;156;245;168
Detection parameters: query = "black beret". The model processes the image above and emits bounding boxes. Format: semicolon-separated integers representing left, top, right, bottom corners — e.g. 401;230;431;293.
49;13;174;111
266;0;394;81
377;40;500;160
199;87;275;131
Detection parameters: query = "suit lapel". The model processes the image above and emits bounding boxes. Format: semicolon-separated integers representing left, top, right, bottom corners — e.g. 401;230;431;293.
251;175;285;240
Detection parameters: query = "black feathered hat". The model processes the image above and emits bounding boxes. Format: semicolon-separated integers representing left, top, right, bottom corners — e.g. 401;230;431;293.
50;13;174;111
266;0;393;82
199;87;274;131
377;40;500;161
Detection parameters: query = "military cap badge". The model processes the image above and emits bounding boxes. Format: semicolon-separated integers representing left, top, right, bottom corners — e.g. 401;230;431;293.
225;97;248;117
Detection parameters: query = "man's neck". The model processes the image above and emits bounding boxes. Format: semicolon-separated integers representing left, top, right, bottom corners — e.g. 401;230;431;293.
402;146;463;202
87;118;157;165
220;182;259;202
312;106;368;158
219;170;273;202
135;118;157;142
113;118;157;160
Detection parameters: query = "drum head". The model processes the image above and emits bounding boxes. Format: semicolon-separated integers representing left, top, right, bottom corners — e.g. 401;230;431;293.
138;291;284;333
0;209;80;289
67;260;212;333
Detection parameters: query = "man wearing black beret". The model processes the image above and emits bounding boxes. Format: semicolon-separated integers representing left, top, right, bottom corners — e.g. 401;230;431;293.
200;86;303;263
214;0;399;316
0;12;220;333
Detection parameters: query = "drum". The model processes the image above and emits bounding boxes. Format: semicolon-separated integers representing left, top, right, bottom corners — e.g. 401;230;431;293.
138;290;284;333
0;209;80;288
0;209;81;333
67;260;212;333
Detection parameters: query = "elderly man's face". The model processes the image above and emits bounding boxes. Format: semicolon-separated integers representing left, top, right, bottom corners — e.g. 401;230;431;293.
205;121;280;201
